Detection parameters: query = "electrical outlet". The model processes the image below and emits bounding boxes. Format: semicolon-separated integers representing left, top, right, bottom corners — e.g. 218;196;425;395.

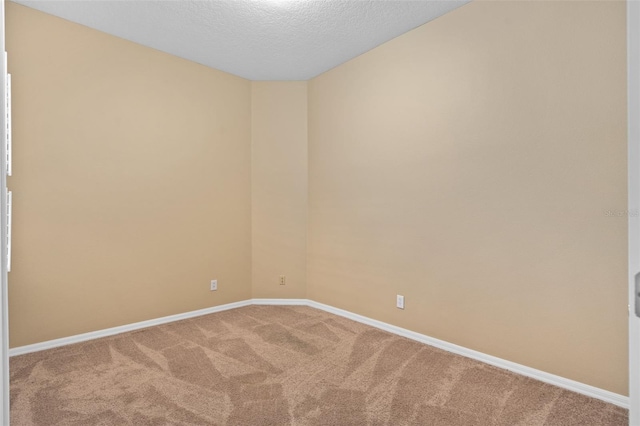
210;280;218;291
396;295;405;309
279;275;286;285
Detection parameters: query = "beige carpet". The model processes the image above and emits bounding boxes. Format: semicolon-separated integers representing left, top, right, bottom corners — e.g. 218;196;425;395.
10;305;627;425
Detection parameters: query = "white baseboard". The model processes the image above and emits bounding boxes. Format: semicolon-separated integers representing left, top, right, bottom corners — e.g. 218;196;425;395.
250;298;307;305
305;300;629;409
9;297;629;409
8;299;252;357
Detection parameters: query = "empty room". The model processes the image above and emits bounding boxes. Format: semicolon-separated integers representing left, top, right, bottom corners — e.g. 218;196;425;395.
0;0;636;424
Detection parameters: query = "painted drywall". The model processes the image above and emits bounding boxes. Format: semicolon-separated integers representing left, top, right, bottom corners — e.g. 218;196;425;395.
251;82;308;298
308;0;628;395
6;2;252;347
5;0;628;398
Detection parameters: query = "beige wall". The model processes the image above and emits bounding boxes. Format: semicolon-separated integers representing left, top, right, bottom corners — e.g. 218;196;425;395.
6;3;252;347
6;0;629;397
308;1;628;394
251;82;307;298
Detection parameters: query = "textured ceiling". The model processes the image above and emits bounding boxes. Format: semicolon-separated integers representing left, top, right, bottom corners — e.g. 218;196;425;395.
12;0;469;81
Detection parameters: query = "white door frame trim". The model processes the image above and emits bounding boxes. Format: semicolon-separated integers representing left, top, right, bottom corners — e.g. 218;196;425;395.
0;0;9;423
628;0;640;424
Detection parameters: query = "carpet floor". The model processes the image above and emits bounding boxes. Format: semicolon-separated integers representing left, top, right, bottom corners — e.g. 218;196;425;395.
10;305;627;425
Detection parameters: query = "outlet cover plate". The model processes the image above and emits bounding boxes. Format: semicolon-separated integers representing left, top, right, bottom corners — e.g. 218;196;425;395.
210;280;218;291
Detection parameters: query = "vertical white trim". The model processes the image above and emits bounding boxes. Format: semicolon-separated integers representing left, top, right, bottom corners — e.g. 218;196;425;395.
629;0;640;424
0;0;8;423
7;191;11;273
6;73;11;178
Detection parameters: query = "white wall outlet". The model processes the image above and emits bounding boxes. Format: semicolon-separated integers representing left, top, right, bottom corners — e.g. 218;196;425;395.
279;275;286;285
210;280;218;291
396;295;405;309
